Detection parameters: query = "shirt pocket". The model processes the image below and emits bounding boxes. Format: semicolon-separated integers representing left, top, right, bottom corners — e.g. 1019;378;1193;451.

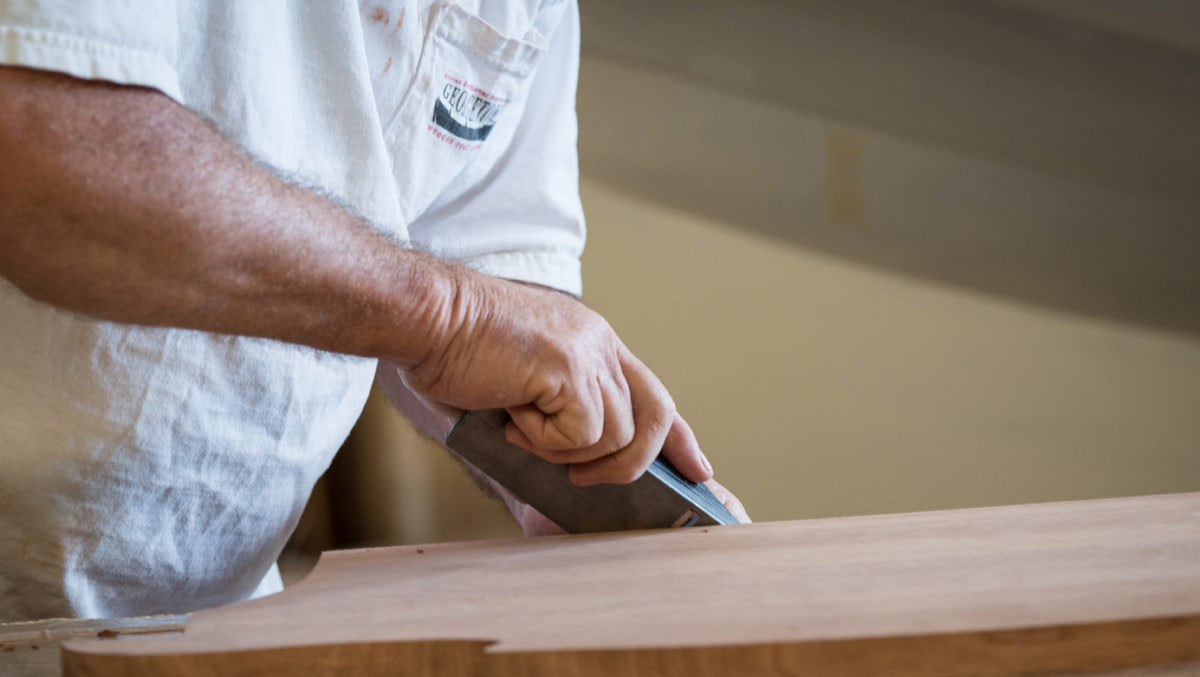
383;1;548;224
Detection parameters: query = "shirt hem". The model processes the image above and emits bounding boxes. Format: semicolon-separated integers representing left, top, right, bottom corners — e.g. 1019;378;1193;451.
467;251;582;297
0;25;182;102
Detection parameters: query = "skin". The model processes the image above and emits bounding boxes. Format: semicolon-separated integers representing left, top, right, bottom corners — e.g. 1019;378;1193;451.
0;66;750;528
375;362;750;533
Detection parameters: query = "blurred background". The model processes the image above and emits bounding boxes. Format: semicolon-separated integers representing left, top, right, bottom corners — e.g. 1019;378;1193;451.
282;0;1200;580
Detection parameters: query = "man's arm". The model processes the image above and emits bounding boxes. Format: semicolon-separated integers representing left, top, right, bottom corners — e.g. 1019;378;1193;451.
0;65;711;486
0;66;448;363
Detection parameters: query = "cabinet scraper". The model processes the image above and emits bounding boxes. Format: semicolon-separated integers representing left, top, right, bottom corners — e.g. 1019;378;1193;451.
445;408;738;533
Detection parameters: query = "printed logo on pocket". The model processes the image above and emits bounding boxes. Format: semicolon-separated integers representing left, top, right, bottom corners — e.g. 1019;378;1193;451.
430;74;508;147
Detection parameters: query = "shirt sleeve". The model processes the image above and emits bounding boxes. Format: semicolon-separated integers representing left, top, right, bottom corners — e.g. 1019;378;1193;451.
0;1;181;101
405;0;587;297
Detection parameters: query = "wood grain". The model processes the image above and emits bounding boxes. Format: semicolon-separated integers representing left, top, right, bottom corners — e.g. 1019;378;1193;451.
62;493;1200;675
0;614;188;645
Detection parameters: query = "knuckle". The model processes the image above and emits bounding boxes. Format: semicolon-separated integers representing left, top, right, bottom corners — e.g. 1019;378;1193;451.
608;416;636;453
615;424;635;451
647;405;675;438
580;418;604;448
555;400;603;450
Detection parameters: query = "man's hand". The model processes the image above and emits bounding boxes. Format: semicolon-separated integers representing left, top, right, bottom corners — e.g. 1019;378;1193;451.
378;360;752;534
403;275;714;487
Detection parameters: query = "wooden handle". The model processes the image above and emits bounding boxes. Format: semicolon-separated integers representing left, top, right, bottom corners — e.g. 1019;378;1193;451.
445;408;737;533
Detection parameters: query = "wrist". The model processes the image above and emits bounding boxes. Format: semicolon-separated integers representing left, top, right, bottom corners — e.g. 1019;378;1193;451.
382;249;470;371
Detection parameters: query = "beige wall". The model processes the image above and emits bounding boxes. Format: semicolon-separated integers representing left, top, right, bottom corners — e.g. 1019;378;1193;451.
307;0;1200;551
572;0;1200;521
579;179;1200;522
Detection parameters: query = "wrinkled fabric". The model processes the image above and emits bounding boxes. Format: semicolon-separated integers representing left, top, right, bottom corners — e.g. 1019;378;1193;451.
0;0;584;634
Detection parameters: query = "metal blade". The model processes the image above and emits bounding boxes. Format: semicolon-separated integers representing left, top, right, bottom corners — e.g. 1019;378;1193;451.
445;409;738;533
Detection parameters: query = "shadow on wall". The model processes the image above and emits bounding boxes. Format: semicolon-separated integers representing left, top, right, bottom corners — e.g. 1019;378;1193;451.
578;0;1200;337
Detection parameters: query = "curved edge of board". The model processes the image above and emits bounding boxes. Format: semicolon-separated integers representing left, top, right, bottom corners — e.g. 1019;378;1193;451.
60;493;1200;676
62;615;1200;677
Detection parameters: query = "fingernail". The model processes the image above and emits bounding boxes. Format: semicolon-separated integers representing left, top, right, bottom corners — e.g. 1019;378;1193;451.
700;452;713;474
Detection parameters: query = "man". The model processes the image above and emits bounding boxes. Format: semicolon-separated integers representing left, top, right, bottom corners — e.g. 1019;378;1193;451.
0;0;746;634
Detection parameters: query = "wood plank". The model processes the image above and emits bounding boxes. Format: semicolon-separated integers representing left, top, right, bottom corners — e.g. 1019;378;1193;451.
62;493;1200;675
0;614;188;645
0;614;188;676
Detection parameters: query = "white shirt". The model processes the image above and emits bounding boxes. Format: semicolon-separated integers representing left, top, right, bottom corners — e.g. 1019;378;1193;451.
0;0;584;625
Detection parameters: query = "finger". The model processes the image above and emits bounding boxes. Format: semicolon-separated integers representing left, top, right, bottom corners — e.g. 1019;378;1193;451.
705;478;752;524
505;423;635;467
568;349;673;486
504;418;536;451
659;413;712;484
503;404;614;464
505;355;634;464
591;363;635;455
506;374;605;451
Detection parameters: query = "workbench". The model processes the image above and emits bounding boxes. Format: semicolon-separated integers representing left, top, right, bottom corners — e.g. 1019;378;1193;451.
9;492;1199;675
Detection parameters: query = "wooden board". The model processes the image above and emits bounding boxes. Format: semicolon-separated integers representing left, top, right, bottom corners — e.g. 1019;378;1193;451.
0;614;187;675
63;493;1200;676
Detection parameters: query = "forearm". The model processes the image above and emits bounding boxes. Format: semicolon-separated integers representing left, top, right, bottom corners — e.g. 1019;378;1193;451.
0;67;721;490
0;66;454;365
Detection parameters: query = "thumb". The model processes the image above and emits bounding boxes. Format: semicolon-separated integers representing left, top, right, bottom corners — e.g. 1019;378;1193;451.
659;414;713;484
